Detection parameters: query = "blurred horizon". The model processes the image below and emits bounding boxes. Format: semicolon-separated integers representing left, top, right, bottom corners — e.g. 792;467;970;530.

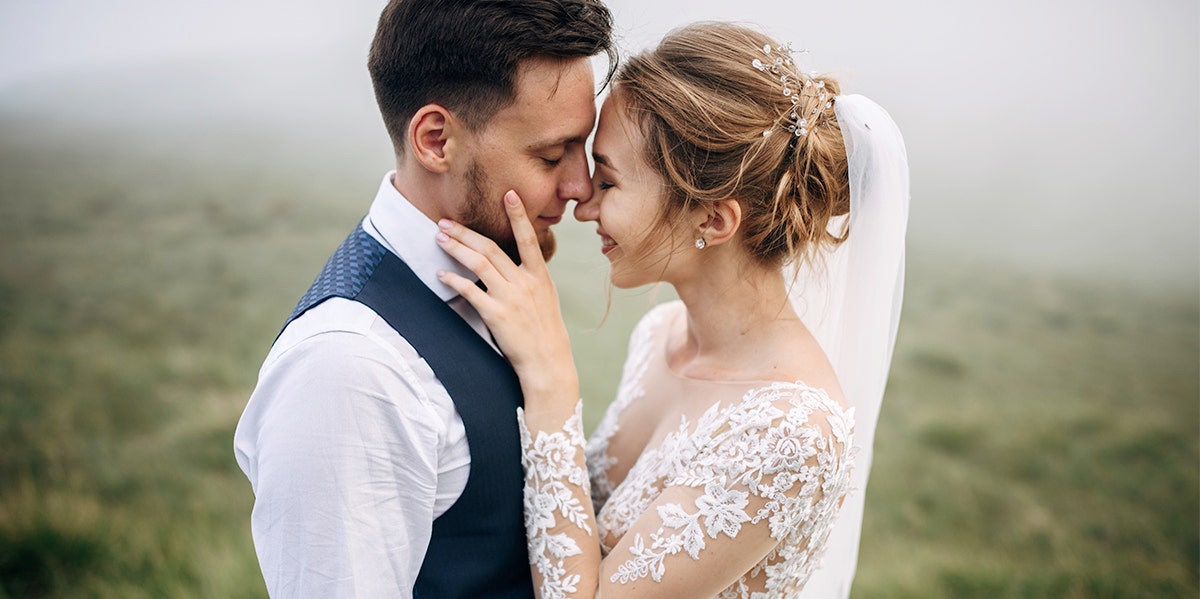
2;0;1197;294
0;2;1196;597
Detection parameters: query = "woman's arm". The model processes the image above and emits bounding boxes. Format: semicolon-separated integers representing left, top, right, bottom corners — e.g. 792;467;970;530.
435;191;601;597
435;192;854;598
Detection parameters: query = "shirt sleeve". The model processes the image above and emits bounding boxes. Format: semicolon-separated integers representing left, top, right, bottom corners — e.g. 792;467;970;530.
236;329;445;598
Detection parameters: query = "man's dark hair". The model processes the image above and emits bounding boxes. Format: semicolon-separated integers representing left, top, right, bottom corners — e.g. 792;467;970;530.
369;0;617;154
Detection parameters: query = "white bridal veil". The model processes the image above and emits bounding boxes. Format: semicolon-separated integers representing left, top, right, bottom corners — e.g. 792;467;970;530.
788;94;910;598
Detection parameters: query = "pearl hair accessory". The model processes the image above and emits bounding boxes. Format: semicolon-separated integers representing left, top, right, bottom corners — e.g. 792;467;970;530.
751;43;833;138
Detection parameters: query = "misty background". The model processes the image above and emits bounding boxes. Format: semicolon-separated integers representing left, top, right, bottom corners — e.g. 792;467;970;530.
2;0;1196;290
0;1;1197;597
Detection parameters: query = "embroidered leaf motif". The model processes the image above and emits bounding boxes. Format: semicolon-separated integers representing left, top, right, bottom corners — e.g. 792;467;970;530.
518;403;594;599
592;379;855;597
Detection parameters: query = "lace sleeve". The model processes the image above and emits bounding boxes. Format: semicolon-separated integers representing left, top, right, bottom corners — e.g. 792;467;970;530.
602;383;856;597
518;403;599;599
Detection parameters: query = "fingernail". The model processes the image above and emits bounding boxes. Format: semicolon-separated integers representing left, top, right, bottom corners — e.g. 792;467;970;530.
436;232;449;242
438;219;452;230
436;269;447;279
505;191;518;206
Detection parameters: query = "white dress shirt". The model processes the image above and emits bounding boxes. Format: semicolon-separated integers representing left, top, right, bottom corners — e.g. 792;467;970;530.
234;172;492;598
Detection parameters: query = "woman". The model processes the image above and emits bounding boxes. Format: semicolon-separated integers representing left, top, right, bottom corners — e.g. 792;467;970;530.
435;22;908;598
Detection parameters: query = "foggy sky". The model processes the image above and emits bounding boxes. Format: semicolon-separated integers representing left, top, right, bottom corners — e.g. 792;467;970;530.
1;0;1197;291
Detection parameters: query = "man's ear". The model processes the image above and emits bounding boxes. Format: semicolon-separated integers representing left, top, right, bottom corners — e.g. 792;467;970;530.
407;104;460;174
696;198;743;247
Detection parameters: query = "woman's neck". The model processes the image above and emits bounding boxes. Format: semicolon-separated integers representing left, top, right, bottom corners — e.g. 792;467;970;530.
669;251;802;380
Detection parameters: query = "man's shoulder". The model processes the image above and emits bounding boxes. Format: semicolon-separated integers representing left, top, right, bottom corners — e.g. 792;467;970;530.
277;297;381;342
252;297;441;408
266;298;416;372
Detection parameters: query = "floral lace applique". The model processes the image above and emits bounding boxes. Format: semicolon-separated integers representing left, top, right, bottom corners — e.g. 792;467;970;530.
525;301;855;597
518;403;592;599
601;382;855;597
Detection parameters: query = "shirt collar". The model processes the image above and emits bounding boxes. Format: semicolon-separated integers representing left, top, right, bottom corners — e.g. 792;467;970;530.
363;171;478;302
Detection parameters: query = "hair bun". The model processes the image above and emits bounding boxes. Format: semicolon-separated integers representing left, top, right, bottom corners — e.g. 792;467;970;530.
615;22;851;266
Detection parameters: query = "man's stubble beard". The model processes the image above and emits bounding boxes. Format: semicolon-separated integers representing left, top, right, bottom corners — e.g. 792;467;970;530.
460;160;556;264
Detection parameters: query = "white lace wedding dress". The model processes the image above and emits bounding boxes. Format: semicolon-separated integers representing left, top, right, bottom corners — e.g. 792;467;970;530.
517;301;856;598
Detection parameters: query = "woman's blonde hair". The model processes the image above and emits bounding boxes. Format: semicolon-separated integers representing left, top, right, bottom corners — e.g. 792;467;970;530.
615;22;850;266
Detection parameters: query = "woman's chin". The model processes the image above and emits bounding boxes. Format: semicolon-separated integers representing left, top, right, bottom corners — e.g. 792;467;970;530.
608;269;650;290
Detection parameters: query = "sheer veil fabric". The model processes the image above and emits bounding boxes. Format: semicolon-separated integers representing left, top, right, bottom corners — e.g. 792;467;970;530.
789;94;910;598
515;94;908;598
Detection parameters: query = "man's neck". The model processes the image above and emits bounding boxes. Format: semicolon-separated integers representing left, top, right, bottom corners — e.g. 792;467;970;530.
392;160;455;224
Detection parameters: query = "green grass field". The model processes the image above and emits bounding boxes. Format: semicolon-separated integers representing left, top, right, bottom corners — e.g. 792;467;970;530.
0;113;1195;598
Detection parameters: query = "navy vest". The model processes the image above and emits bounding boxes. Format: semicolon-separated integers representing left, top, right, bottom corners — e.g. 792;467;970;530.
284;224;535;599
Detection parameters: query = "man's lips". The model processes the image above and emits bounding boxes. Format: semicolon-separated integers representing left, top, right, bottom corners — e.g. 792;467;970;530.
538;215;563;225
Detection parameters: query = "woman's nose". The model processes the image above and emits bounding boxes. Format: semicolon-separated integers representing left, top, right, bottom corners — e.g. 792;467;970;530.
573;191;599;222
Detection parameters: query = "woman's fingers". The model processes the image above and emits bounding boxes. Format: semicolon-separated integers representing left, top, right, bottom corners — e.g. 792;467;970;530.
436;189;548;286
435;225;510;291
434;192;571;390
436;268;494;314
503;190;546;274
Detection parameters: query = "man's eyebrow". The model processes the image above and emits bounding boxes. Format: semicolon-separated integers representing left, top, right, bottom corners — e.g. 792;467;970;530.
528;135;585;151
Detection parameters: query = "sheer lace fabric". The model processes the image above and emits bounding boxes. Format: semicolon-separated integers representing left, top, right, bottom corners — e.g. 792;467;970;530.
518;403;593;599
520;302;855;598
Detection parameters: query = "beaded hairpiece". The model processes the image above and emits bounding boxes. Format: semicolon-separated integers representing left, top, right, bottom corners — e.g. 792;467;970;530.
751;43;832;138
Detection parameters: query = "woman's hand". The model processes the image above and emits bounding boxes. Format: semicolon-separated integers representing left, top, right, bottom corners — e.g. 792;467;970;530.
435;190;578;408
440;192;598;597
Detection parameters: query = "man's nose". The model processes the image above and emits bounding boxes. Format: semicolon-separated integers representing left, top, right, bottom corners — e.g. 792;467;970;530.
573;186;599;222
560;151;593;205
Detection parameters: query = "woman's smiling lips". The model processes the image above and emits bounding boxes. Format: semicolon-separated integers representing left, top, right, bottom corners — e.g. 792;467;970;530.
597;229;617;255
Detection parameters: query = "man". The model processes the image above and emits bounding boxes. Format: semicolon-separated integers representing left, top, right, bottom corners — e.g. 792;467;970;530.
233;1;615;596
